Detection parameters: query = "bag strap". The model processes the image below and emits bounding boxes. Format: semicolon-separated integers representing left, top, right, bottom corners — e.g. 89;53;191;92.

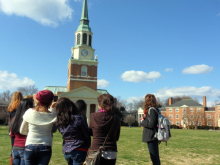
101;115;116;149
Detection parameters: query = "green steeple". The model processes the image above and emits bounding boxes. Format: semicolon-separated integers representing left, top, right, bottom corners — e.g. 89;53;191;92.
77;0;91;32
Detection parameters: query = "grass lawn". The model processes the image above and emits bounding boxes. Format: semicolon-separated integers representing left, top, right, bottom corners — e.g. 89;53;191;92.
0;126;219;165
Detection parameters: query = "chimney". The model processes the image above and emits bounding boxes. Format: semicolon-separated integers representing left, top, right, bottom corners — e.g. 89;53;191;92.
169;97;173;106
203;96;206;107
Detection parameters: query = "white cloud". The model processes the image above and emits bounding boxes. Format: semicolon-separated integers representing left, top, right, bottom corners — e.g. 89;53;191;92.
164;68;173;72
0;0;73;27
153;86;220;99
121;70;161;83
0;71;35;90
97;79;109;88
182;64;213;74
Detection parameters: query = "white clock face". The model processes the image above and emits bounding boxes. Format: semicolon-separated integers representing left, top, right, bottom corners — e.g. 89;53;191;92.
81;49;88;56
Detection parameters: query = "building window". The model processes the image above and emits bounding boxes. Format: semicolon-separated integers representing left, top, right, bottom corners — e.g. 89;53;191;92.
219;114;220;118
176;114;179;119
176;121;180;125
191;121;194;125
190;107;193;112
183;108;186;111
169;121;172;125
198;121;202;126
77;33;80;45
83;33;87;44
81;66;87;77
198;107;201;112
169;108;172;112
176;108;179;112
89;35;92;46
190;115;193;119
218;107;220;111
198;115;201;119
169;114;172;119
207;115;211;119
208;121;211;126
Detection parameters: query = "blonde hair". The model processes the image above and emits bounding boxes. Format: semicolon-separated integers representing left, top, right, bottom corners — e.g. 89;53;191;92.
8;91;23;112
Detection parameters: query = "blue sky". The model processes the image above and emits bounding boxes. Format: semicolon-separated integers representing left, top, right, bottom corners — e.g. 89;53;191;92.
0;0;220;106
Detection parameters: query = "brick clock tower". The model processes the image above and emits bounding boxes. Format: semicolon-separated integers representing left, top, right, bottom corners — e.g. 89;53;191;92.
67;0;98;92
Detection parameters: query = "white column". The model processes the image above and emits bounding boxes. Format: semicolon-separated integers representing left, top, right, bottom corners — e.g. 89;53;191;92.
95;104;99;112
86;104;91;126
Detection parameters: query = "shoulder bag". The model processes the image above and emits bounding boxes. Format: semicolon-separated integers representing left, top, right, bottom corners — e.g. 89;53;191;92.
83;115;116;165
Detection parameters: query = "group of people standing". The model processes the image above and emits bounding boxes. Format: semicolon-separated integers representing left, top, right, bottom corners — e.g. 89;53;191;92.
8;90;161;165
8;90;121;165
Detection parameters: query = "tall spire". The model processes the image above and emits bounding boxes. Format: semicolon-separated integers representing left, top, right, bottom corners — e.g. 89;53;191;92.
81;0;89;20
77;0;91;32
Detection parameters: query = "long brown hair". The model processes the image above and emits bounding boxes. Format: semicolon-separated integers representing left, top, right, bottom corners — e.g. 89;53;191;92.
98;94;115;113
8;91;23;112
143;94;158;114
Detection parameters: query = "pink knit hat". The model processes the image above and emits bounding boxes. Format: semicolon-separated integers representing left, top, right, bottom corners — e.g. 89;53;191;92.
36;90;54;106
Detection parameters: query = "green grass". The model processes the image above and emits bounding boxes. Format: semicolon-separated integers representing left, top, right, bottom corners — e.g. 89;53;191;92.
0;126;219;165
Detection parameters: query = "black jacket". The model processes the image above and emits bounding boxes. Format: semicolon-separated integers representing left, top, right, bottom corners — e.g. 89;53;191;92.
141;107;159;142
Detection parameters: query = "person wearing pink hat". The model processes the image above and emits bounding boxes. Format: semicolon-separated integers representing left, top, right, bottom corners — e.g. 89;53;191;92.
20;90;57;165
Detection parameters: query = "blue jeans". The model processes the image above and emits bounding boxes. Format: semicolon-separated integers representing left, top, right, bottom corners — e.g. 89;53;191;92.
64;150;87;165
147;141;161;165
12;150;25;165
24;145;52;165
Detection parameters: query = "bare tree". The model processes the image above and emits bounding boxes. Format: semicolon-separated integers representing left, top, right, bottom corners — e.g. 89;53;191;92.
133;98;145;110
0;90;12;101
115;96;127;109
191;108;204;129
182;108;190;128
124;115;136;127
127;103;133;112
17;85;38;97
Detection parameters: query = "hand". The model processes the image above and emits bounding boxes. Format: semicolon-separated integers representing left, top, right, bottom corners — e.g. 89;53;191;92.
51;102;56;109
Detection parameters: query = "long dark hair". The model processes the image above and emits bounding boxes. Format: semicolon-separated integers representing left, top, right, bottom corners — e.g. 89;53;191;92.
11;98;33;134
98;94;115;113
56;97;78;128
75;100;86;115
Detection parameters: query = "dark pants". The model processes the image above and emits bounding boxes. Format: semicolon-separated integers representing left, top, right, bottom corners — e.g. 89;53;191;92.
64;150;87;165
24;145;52;165
147;141;160;165
100;157;116;165
12;150;25;165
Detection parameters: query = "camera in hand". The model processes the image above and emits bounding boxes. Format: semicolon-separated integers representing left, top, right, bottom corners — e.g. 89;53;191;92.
54;96;58;102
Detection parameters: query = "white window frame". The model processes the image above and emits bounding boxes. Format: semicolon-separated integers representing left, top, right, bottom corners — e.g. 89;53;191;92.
81;66;87;77
176;121;180;125
219;114;220;118
176;114;179;119
190;115;193;119
197;107;201;112
207;115;211;119
198;121;202;126
169;114;172;119
176;108;179;112
208;121;211;126
190;107;193;112
198;115;201;119
169;121;172;125
169;108;172;112
191;121;194;125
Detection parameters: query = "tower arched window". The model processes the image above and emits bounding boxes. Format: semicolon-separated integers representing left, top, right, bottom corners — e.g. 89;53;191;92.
83;33;87;44
89;35;92;46
77;33;80;45
81;66;87;77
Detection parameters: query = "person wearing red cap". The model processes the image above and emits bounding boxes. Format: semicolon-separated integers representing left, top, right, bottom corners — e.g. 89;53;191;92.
20;90;57;165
